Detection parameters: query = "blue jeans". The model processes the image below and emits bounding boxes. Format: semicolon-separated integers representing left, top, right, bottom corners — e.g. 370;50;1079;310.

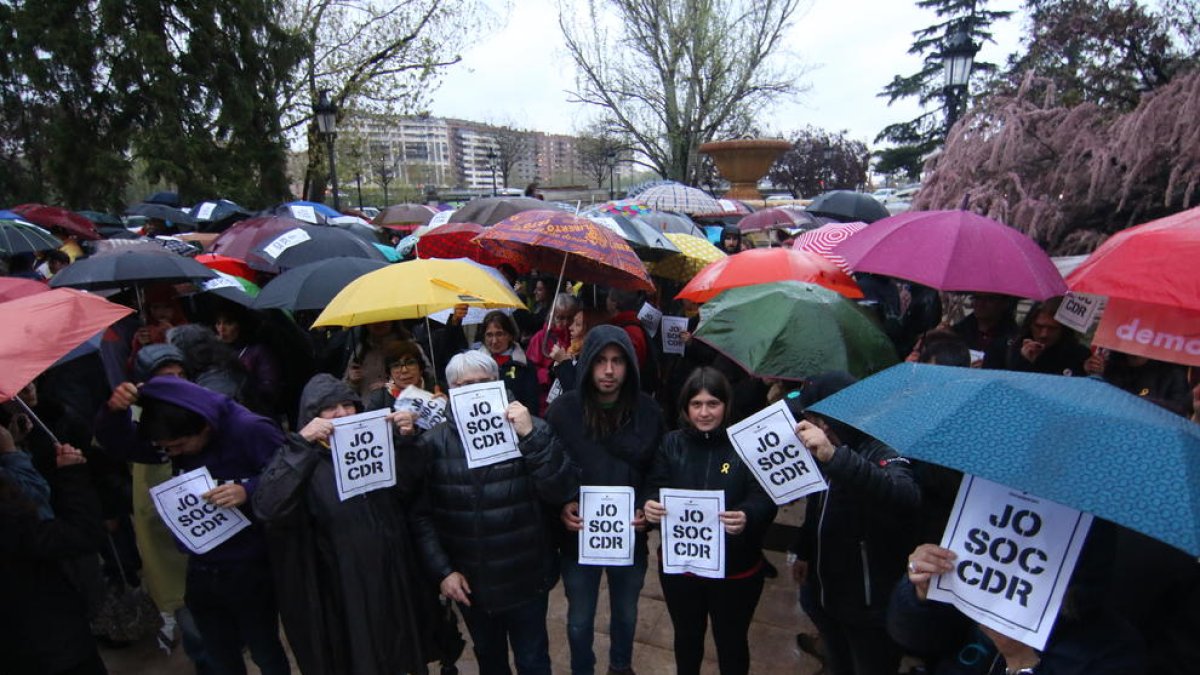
459;592;552;675
185;560;290;675
561;556;647;674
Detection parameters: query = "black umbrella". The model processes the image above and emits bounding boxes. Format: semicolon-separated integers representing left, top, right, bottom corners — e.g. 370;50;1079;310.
248;224;388;272
145;191;181;207
449;197;569;226
253;257;389;312
190;200;254;233
75;210;125;228
805;190;890;224
126;202;198;227
0;219;62;255
49;250;217;290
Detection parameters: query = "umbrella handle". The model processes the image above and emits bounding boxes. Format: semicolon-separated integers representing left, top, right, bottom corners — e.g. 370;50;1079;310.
424;316;439;384
546;253;569;332
13;396;60;447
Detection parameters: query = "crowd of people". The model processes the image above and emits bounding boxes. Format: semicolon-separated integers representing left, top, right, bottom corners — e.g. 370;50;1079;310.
2;232;1199;675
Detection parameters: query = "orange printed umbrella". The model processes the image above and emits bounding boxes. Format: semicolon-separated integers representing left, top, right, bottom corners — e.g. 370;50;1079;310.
474;210;654;291
1067;205;1200;366
676;247;863;304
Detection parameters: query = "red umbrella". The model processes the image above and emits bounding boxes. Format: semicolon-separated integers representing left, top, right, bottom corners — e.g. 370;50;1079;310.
1067;205;1200;366
0;288;134;399
676;248;863;303
209;215;310;262
416;222;529;273
0;277;50;303
474;210;653;291
11;203;102;240
793;221;868;272
195;253;256;282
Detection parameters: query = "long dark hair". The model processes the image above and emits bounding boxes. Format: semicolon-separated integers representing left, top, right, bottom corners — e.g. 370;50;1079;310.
676;366;733;430
582;346;639;438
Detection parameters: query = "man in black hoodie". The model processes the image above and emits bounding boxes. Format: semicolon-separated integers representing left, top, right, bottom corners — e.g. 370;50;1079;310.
546;325;665;675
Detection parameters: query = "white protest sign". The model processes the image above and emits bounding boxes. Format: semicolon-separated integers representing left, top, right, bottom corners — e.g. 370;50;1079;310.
1054;292;1103;334
426;210;453;229
637;302;663;337
578;486;636;567
968;349;986;366
262;228;312;259
149;467;251;554
726;400;827;505
717;199;738;213
928;475;1093;651
546;377;564;405
200;275;242;292
196;202;218;220
661;316;689;356
330;409;397;501
661;488;725;578
289;204;319;223
449;381;520;469
394;385;448;430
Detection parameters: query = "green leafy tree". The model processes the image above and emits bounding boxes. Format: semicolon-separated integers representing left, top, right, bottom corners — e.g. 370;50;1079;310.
559;0;804;185
875;0;1012;179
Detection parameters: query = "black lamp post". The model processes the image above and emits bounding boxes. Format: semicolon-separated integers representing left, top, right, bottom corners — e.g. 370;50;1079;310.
822;145;835;191
314;90;340;212
941;21;979;137
486;149;498;196
605;150;616;200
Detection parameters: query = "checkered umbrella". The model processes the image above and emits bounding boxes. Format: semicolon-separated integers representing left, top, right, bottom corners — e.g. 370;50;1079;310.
636;185;722;215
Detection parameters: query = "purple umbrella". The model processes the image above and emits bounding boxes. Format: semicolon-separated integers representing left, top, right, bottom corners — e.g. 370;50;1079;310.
832;210;1068;300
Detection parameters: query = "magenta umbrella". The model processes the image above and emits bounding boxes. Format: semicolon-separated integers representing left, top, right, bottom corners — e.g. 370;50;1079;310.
832;210;1067;300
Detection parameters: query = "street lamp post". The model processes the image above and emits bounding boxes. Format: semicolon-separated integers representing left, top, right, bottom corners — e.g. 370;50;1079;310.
486;149;498;196
606;150;616;200
314;90;340;212
941;20;979;138
354;172;363;209
822;145;835;192
377;162;393;206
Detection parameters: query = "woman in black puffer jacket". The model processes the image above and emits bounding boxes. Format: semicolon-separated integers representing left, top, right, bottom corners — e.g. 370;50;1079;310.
643;367;777;675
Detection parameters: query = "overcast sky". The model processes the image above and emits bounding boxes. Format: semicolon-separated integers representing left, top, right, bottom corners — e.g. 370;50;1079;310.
428;0;1026;145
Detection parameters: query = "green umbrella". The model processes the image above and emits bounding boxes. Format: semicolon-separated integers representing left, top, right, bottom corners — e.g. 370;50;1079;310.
693;281;897;381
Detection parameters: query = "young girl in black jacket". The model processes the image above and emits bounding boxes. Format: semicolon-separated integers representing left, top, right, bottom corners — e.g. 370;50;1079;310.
643;367;777;675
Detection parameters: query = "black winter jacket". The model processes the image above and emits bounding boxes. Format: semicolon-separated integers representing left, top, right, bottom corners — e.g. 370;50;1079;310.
645;427;777;576
409;411;576;613
793;436;921;611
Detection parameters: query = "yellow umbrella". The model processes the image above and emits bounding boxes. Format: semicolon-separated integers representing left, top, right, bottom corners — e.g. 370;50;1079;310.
646;232;727;282
313;258;524;328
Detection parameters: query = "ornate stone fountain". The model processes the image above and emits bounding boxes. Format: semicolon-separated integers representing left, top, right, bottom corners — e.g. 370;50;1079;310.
699;138;793;200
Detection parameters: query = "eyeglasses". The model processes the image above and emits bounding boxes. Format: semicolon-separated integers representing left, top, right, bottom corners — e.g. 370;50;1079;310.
392;358;420;369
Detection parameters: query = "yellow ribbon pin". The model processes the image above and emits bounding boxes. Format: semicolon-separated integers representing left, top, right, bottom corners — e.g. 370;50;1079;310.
721;462;730;474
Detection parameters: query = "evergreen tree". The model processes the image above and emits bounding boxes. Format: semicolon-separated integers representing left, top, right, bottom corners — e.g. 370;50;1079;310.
875;0;1012;179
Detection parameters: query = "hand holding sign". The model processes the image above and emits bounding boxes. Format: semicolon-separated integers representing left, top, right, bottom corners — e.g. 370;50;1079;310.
727;400;828;505
149;467;251;555
449;382;520;469
661;316;688;356
330;409;397;501
578;486;636;566
795;421;836;462
906;543;957;601
202;483;247;509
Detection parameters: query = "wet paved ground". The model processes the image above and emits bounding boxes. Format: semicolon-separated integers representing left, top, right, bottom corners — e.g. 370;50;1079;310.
102;504;826;674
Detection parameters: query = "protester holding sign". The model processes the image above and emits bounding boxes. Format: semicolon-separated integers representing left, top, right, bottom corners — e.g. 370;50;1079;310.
409;351;576;675
1002;298;1091;376
786;371;921;675
253;373;441;675
642;367;777;675
890;523;1146;675
547;325;664;675
364;340;437;411
94;377;290;675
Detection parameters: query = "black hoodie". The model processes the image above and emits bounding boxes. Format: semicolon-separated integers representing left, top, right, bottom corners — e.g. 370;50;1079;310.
545;325;665;558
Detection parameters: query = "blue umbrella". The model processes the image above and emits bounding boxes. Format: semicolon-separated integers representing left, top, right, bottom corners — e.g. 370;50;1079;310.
807;363;1200;556
372;242;401;262
276;200;341;223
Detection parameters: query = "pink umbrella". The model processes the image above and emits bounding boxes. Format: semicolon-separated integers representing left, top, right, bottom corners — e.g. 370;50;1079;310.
793;221;868;273
832;210;1067;300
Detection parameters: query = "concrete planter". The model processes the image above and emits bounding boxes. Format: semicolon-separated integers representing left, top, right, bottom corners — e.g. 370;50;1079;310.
699;139;793;200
